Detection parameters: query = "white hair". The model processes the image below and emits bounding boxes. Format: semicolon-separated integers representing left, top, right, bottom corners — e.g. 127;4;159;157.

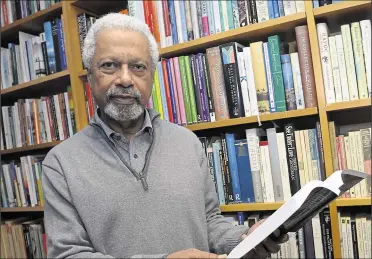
82;13;159;72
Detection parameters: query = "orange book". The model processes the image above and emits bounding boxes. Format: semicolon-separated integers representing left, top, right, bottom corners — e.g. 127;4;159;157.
150;1;161;45
32;100;41;145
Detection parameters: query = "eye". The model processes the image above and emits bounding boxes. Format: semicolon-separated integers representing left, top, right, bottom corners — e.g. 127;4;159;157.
131;64;147;72
100;62;118;69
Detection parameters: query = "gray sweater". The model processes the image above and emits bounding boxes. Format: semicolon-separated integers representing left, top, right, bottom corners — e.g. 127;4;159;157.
42;109;248;258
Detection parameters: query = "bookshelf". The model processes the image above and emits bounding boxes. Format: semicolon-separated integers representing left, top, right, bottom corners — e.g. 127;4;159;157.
1;1;370;258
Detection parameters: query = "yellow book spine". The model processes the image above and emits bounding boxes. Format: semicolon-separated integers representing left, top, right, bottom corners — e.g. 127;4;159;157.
154;66;164;119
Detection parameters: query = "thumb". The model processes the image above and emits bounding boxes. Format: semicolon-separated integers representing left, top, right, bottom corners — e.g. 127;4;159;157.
217;254;227;259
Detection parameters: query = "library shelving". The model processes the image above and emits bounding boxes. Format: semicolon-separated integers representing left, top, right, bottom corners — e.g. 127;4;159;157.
1;1;371;259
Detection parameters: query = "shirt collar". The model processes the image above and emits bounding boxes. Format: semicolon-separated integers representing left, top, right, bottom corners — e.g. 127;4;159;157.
92;108;153;140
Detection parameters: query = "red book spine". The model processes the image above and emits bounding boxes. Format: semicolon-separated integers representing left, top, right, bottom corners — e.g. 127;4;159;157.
143;1;154;34
162;59;174;123
85;82;95;118
162;0;171;37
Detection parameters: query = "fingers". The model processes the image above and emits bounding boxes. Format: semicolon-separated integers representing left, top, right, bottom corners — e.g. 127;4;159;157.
190;249;219;259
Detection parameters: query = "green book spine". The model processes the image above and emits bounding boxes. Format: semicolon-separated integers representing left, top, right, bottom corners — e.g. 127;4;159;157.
268;35;287;112
179;56;192;124
185;56;198;123
151;82;159;114
226;1;234;30
219;0;225;32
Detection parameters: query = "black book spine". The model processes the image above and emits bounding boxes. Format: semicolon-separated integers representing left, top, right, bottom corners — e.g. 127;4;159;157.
201;54;216;122
15;0;22;20
319;0;332;6
284;123;301;195
221;135;234;204
319;210;329;259
9;45;18;85
316;122;326;181
297;228;306;258
50;96;60;141
36;0;41;11
41;41;50;75
350;214;359;259
190;55;203;122
51;19;62;72
248;0;258;24
303;221;316;258
320;209;334;259
238;0;248;27
218;149;228;203
219;43;245;118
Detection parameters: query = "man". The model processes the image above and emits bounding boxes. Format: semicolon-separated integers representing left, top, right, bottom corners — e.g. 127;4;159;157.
42;13;287;259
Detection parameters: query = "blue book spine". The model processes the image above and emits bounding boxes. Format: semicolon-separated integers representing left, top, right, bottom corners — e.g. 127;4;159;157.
1;173;9;208
263;42;276;113
157;62;169;121
165;59;178;124
277;0;285;17
267;0;275;19
272;0;280;18
313;0;320;8
280;54;297;111
57;18;67;70
212;142;226;205
226;133;242;203
168;0;178;45
207;1;215;34
311;129;322;181
235;139;255;203
179;0;188;43
237;212;245;225
43;21;57;74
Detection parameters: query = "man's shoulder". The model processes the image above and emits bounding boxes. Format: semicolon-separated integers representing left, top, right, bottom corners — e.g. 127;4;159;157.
157;119;199;141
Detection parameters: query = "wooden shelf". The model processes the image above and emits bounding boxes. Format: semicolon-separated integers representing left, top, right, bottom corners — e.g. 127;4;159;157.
220;202;284;212
78;70;88;77
325;98;371;112
313;1;371;19
335;198;371;207
0;141;62;155
160;12;306;58
186;108;318;131
1;206;44;213
72;0;127;16
1;2;63;45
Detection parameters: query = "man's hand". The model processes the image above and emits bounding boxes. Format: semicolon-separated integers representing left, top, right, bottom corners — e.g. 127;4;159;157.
241;220;289;259
166;249;227;259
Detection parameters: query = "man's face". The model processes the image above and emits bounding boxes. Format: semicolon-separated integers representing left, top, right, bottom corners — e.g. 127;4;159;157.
89;28;153;122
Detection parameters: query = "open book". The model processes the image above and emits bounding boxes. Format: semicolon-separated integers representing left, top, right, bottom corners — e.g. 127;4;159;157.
227;169;369;259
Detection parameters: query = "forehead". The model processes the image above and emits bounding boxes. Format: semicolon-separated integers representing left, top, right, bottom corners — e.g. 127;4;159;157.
94;28;150;60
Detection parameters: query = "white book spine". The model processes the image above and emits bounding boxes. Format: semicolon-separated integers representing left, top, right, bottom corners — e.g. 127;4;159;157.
53;95;65;140
355;131;368;197
40;0;46;10
267;128;284;202
190;0;200;39
329;36;343;102
26;38;36;81
32;36;46;78
263;43;275;112
341;216;349;259
295;0;305;12
262;144;275;202
317;23;336;104
6;48;13;87
351;22;369;99
300;131;310;184
283;0;297;16
255;1;269;22
360;20;371;97
295;131;306;187
344;136;356;197
259;145;268;202
366;215;372;258
64;92;74;138
341;24;359;100
41;100;52;142
312;214;324;259
2;106;13;149
156;1;166;48
243;47;259;116
288;232;299;258
237;52;252;117
304;130;314;182
2;165;15;207
19;32;32;82
15;45;23;85
346;216;354;258
349;132;362;197
13;104;22;148
246;128;263;202
174;1;184;43
25;156;38;207
15;166;27;207
220;1;229;31
361;216;370;258
356;215;365;258
335;34;350;101
276;132;292;201
290;53;305;109
0;48;8;88
6;1;13;23
212;0;222;33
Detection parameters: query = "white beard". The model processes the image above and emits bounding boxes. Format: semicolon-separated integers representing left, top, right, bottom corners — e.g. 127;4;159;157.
103;100;144;122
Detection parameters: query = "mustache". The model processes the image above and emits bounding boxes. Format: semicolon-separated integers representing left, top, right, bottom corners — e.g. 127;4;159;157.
105;87;142;102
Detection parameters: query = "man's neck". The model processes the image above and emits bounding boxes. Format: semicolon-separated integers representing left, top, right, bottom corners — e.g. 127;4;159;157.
100;111;145;140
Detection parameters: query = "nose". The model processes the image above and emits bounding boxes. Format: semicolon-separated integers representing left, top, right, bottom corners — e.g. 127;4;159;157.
115;64;133;88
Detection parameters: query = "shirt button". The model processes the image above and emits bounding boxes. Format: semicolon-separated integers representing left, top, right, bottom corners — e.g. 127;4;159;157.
114;134;121;141
134;154;138;159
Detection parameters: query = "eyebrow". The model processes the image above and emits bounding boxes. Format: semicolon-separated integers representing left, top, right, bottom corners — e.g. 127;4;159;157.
97;55;149;66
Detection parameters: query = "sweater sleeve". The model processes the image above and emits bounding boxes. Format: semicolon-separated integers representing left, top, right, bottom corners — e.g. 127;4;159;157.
42;160;168;259
198;142;249;255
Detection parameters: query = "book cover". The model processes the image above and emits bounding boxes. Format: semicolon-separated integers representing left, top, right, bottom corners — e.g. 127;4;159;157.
201;54;216;122
263;42;276;113
281;54;297;110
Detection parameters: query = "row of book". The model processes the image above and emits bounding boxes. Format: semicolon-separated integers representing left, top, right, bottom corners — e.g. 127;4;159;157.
329;122;371;198
1;88;76;150
0;0;60;27
200;123;327;205
1;155;45;208
318;20;371;104
338;212;371;259
1;218;46;259
1;15;67;90
225;208;335;258
127;0;306;48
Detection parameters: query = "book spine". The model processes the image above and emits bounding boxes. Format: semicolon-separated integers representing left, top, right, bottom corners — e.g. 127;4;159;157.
248;0;258;24
153;65;164;119
231;0;240;29
237;52;251;117
226;133;242;203
304;221;316;258
350;214;359;259
197;1;204;35
197;54;210;122
268;35;286;112
267;0;275;19
190;0;200;39
212;142;226;204
361;128;371;195
256;0;269;22
295;26;317;108
212;0;221;33
184;0;194;41
335;34;350;101
157;63;169;121
161;60;174;123
360;20;371;97
44;21;57;73
173;57;186;124
57;18;67;70
284;123;301;195
329;35;343;102
243;47;259;116
263;42;276;113
190;55;202;122
201;1;209;37
281;54;296;110
312;214;325;258
283;0;297;16
238;0;249;27
165;59;178;124
221;135;234;204
51;19;62;72
179;57;192;124
226;1;234;30
184;56;198;123
207;1;215;35
168;0;178;45
290;53;305;109
173;1;184;43
202;54;216;122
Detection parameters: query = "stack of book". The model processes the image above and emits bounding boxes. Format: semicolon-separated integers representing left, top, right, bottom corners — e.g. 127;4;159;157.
128;0;305;48
329;121;371;198
1;88;77;150
1;218;46;259
1;155;45;208
338;212;371;259
0;0;60;27
1;15;67;89
317;19;371;104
